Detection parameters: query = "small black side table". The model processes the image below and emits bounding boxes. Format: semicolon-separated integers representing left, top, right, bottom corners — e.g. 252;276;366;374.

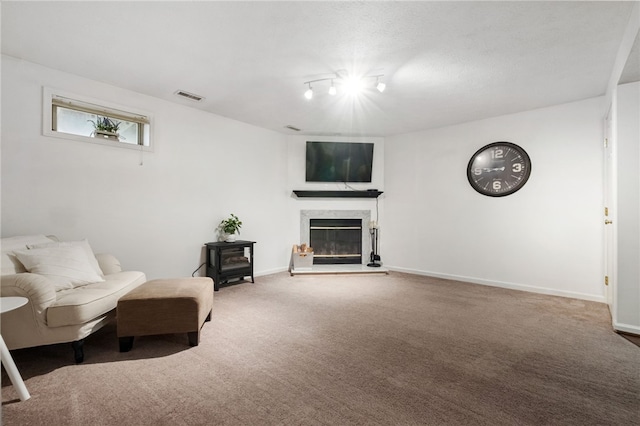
205;240;255;291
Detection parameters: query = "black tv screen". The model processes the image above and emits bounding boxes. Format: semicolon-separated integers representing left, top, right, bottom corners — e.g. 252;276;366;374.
305;141;374;183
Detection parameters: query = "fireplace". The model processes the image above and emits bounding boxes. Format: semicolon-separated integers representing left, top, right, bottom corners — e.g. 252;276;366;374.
310;219;362;264
300;210;371;265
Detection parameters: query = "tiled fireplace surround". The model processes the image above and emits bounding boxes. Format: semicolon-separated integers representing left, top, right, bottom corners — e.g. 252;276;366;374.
300;210;371;264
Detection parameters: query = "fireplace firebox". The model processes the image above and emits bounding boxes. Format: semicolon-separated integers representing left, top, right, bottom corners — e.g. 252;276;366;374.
309;219;362;264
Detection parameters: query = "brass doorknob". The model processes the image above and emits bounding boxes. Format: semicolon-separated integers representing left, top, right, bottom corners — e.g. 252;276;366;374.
605;220;613;225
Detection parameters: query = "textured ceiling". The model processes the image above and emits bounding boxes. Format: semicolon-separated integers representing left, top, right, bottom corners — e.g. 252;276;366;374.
620;32;640;85
1;1;636;137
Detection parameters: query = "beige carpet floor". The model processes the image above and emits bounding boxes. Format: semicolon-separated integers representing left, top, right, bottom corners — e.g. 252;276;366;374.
2;272;639;425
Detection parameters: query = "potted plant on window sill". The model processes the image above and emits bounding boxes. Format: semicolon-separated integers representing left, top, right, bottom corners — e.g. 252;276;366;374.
219;213;242;242
89;116;121;141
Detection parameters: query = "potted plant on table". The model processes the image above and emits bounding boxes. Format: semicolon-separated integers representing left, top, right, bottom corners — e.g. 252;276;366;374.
88;116;121;141
219;213;242;242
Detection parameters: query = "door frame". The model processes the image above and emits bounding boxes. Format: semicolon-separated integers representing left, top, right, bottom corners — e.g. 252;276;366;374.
603;102;617;319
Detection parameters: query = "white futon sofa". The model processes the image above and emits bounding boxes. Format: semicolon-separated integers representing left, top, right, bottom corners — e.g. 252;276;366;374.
0;235;146;362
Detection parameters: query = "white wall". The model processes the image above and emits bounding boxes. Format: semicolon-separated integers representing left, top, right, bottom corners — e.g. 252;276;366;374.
615;81;640;331
0;55;615;304
1;56;290;279
286;135;385;255
384;98;605;301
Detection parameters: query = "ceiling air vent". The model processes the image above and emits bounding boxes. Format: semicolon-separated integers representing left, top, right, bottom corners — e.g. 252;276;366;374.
284;125;301;131
174;90;204;102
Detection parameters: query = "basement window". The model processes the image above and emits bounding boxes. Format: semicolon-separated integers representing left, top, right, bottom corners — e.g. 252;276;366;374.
43;88;152;151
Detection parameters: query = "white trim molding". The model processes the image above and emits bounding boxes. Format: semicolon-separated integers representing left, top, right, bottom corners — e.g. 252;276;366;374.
387;266;607;303
613;322;640;336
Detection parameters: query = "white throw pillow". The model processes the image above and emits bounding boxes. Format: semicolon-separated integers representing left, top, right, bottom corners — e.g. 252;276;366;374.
1;234;54;275
27;239;104;277
14;245;105;291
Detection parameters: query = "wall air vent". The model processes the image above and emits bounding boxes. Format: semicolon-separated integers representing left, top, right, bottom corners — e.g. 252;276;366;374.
285;125;301;131
174;90;204;102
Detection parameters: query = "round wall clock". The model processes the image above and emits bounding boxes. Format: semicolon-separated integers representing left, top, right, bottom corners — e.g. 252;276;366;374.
467;141;531;197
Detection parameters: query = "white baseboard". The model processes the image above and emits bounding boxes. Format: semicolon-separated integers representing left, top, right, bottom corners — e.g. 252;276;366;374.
613;322;640;336
386;266;606;303
255;267;289;277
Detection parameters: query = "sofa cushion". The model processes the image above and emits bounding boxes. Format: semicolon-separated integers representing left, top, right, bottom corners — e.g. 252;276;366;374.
95;253;122;276
1;234;54;275
27;239;104;277
47;271;146;327
14;245;105;291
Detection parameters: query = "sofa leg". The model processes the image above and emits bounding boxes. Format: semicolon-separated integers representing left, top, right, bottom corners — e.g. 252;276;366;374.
119;337;134;352
72;340;85;364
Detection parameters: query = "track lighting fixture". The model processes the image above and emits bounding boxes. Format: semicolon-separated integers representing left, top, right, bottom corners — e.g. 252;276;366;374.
303;72;385;99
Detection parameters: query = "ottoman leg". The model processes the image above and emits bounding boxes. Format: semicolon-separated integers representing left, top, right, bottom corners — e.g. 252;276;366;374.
119;337;134;352
205;310;212;322
187;330;200;347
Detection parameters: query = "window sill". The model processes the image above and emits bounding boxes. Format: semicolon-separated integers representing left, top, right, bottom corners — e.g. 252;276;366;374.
42;129;153;152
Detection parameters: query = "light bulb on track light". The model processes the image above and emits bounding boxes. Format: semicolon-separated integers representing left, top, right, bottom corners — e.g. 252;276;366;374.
376;77;386;93
328;80;337;96
304;83;313;100
344;76;363;95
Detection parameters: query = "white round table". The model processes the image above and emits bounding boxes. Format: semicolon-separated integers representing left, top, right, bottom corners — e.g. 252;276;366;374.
1;297;31;401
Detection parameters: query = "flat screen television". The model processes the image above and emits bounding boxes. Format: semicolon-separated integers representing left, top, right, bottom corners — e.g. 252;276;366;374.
305;141;374;183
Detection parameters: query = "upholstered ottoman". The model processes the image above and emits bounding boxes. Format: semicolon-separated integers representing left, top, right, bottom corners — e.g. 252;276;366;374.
117;277;213;352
